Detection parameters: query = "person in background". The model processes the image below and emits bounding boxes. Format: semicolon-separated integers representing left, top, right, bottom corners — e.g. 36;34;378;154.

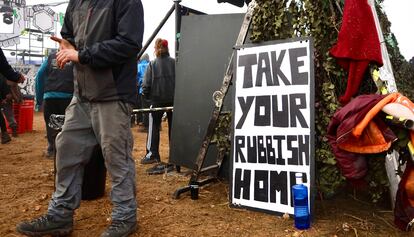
0;47;25;144
16;0;144;236
35;49;74;158
141;38;175;175
137;53;150;131
0;76;12;144
0;73;19;137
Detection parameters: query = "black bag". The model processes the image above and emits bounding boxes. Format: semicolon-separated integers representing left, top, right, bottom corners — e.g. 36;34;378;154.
81;145;107;200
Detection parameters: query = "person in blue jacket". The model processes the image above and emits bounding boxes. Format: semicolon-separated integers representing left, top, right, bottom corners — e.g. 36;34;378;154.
35;49;74;158
136;53;150;130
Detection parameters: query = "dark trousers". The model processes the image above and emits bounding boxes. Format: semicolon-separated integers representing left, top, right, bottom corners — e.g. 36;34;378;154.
145;104;173;159
43;98;72;153
141;96;150;128
131;94;142;125
0;111;7;133
135;94;143;124
1;100;16;128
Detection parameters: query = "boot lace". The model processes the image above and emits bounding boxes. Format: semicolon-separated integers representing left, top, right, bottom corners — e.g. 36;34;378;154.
29;215;53;228
107;221;127;231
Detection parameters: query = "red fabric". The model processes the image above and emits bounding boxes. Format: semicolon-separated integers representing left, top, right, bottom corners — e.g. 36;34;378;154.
327;94;397;180
330;0;383;105
327;94;384;179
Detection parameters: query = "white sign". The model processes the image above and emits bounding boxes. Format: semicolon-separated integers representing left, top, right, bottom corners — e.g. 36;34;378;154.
0;2;61;47
0;1;25;47
230;38;315;215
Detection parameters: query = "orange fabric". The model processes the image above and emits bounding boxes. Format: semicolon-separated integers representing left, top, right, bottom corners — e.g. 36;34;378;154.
340;92;414;154
411;133;414;145
352;93;399;138
339;121;391;154
405;168;414;206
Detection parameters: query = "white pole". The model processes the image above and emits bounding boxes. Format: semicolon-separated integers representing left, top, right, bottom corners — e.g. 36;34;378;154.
367;0;398;93
367;0;399;209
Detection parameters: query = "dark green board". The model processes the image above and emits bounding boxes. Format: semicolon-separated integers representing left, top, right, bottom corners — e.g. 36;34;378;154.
169;13;244;175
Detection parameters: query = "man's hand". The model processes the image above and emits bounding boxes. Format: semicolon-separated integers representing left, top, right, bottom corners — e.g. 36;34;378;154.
51;36;79;68
51;36;75;50
56;49;79;69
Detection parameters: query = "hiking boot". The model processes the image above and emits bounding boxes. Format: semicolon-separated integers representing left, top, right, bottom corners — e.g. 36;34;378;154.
16;215;73;237
100;220;137;237
1;132;11;144
140;156;160;165
146;162;175;175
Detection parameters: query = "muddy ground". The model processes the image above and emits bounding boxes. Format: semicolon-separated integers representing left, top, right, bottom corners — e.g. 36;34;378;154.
0;112;410;236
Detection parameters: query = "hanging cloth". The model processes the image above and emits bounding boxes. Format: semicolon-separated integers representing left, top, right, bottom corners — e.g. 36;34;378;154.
330;0;383;105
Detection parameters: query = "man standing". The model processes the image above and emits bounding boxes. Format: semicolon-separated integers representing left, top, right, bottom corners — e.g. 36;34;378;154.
16;0;144;236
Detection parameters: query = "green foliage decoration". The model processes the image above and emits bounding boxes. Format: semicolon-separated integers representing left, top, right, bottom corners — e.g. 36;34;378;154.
249;0;414;202
251;0;348;198
212;113;232;153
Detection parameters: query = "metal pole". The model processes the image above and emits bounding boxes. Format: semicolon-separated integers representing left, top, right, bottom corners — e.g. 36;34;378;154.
15;43;18;63
42;32;44;63
29;18;31;64
174;0;181;60
367;0;397;93
136;4;175;60
132;106;173;114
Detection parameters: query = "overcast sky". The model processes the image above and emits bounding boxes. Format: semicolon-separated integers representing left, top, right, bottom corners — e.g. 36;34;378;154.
382;0;413;60
24;0;414;61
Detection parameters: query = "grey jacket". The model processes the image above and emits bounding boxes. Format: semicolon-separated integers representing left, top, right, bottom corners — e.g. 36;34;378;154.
61;0;144;104
142;54;175;106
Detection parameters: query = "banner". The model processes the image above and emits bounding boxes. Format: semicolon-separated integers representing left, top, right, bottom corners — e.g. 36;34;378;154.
13;64;37;96
230;38;314;215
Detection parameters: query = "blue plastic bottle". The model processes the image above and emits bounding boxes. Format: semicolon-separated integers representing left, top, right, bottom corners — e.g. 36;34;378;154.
292;183;310;230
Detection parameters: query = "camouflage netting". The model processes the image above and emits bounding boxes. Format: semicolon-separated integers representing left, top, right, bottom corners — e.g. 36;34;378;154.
249;0;414;202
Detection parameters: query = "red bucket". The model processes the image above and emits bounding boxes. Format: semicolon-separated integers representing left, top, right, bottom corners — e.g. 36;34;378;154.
6;99;34;134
